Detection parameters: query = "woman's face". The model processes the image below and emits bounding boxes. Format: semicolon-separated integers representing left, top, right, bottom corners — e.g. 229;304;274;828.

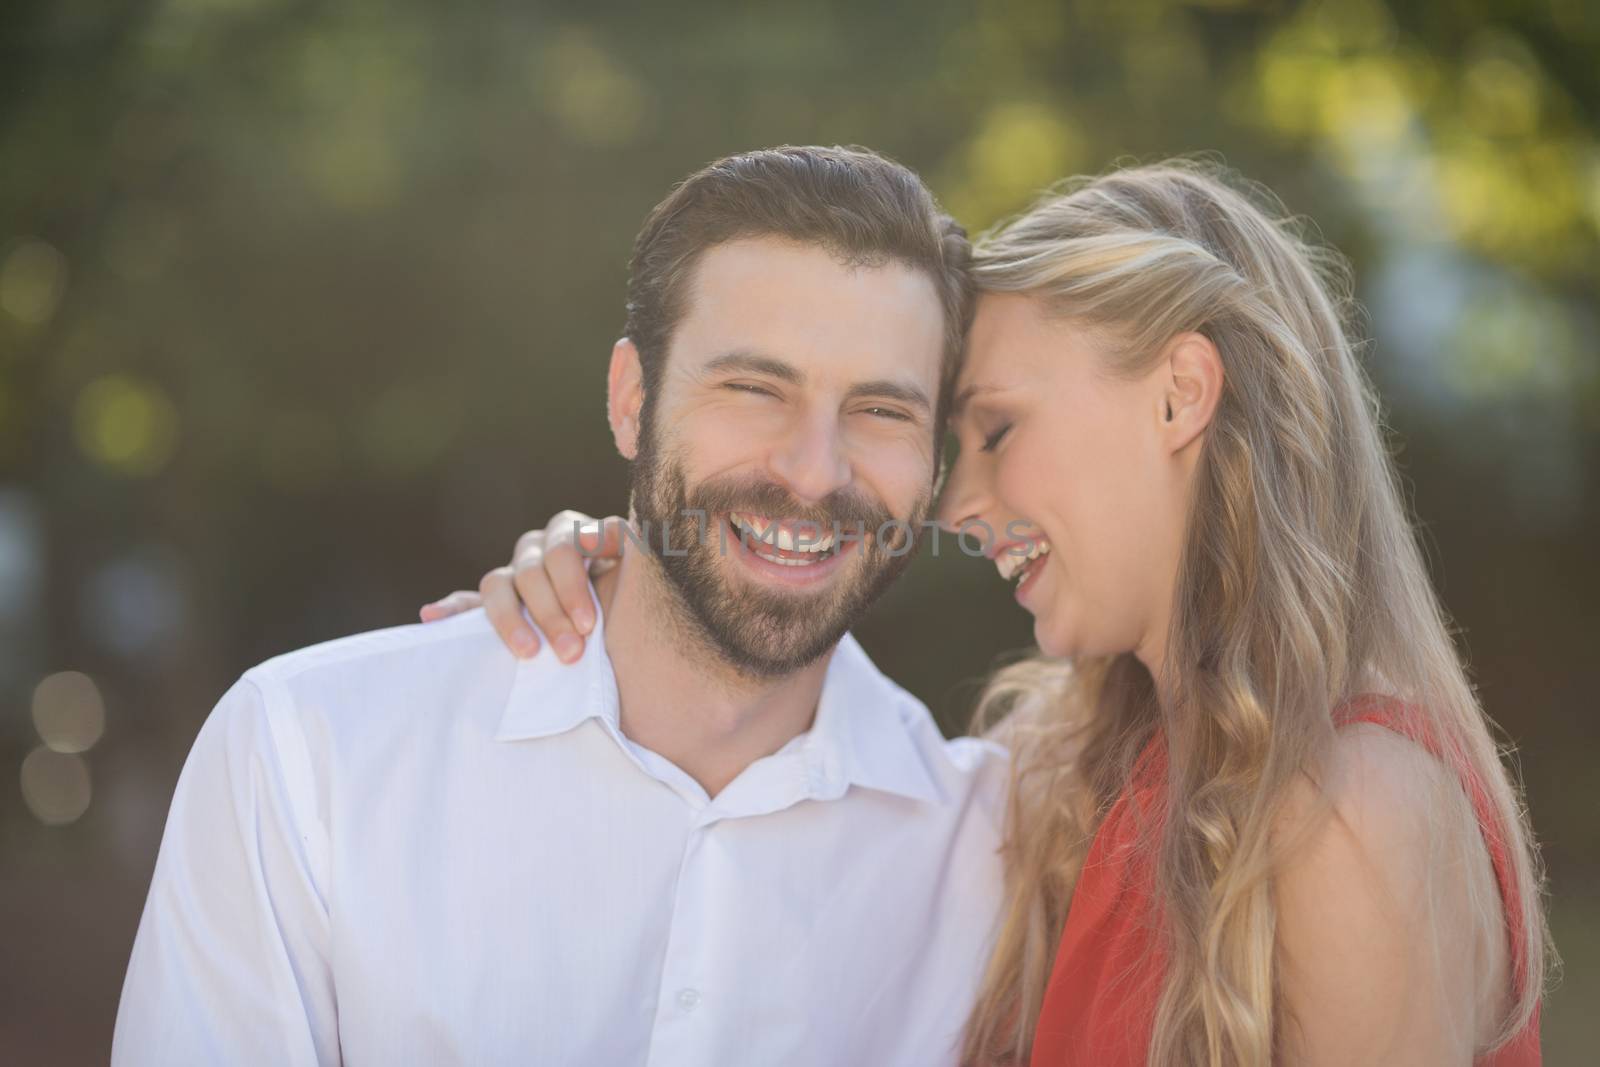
938;293;1196;673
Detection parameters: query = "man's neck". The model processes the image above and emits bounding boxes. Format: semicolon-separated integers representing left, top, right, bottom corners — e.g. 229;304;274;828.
594;544;835;799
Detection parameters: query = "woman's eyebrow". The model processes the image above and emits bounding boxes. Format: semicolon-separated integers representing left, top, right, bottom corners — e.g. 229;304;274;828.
951;382;1003;418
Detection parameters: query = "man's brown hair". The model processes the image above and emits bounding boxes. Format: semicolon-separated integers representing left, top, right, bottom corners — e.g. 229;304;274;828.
624;145;973;449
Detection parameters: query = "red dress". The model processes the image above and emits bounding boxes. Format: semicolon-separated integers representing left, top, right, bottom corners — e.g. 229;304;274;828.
1028;695;1541;1066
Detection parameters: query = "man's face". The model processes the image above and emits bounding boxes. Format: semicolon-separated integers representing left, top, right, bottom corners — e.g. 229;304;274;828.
630;237;945;678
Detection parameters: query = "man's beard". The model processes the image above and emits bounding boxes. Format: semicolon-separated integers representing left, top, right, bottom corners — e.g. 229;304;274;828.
630;423;930;680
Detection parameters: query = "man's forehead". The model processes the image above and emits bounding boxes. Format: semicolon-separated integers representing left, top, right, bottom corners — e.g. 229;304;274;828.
670;237;945;388
685;236;936;310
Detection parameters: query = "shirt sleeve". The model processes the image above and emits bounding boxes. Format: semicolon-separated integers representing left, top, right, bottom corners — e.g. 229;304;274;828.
112;673;339;1066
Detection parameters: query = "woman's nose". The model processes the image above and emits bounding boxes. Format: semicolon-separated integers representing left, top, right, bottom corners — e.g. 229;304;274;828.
935;454;988;534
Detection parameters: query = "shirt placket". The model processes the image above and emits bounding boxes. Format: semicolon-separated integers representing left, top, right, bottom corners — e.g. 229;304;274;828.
642;812;720;1067
640;750;829;1067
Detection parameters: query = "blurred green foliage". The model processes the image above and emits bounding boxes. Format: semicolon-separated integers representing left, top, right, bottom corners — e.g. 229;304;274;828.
2;0;1596;1060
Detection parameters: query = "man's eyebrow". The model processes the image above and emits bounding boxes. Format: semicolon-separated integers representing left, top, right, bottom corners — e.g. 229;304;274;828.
845;379;932;415
701;351;805;384
703;352;931;415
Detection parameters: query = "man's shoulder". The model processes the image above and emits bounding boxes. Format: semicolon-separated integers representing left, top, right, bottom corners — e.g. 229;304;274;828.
876;678;1010;779
237;610;522;737
833;634;1010;811
247;609;509;687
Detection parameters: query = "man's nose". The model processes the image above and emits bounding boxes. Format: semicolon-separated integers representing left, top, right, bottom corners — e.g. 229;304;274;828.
769;410;852;504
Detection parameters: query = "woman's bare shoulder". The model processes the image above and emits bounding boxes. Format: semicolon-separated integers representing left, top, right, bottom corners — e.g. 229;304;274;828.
1272;721;1507;1064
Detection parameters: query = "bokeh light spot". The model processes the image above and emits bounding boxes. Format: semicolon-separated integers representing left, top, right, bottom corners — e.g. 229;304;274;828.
73;376;180;476
80;547;188;661
946;100;1082;223
0;238;69;327
540;30;647;146
1463;36;1543;138
0;489;44;627
19;747;92;826
32;670;107;753
1321;57;1416;156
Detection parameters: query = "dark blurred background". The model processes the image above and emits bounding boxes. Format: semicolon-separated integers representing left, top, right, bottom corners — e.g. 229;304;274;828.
3;0;1596;1061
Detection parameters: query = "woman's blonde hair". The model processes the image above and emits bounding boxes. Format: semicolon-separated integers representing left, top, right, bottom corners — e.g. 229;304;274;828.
958;160;1548;1065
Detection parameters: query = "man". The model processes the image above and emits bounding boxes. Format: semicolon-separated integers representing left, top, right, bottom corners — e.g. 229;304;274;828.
114;146;1008;1066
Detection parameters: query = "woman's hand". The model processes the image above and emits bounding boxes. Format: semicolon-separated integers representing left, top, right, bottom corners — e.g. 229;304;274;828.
418;510;627;663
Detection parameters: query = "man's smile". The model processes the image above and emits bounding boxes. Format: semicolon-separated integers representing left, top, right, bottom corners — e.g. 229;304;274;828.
725;511;858;585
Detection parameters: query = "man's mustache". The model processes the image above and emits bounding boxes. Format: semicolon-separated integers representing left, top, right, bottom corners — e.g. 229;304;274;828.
682;477;893;534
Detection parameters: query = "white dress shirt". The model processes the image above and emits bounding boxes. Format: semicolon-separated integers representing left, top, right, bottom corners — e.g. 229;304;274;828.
114;596;1008;1066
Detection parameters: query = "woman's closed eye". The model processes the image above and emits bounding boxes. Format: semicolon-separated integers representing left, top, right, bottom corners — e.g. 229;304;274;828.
980;423;1012;452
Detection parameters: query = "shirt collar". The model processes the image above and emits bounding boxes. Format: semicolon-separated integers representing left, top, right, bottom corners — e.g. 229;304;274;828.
494;588;945;806
493;588;621;744
803;633;945;805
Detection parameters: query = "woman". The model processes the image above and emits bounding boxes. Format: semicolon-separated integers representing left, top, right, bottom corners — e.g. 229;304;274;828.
421;161;1547;1065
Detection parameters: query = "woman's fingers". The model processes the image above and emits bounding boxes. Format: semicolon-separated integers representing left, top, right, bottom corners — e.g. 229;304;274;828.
541;510;606;565
539;513;628;635
578;515;628;577
535;541;598;637
446;513;631;662
419;514;625;664
514;558;585;663
480;564;541;658
418;590;483;622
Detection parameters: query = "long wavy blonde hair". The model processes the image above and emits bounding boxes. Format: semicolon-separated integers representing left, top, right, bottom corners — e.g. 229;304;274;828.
957;161;1548;1065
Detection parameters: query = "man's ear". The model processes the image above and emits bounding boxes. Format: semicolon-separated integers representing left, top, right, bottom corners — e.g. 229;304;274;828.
1160;331;1224;454
608;338;645;459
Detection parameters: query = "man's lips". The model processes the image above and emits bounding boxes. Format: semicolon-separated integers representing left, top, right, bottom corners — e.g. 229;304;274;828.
724;514;859;586
728;511;841;541
727;510;867;558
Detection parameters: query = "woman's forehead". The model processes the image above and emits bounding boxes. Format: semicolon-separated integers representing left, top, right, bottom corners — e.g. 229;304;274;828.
957;294;1053;392
960;293;1115;390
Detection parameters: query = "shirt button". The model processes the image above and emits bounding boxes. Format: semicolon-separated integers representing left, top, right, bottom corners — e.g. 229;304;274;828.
677;988;702;1012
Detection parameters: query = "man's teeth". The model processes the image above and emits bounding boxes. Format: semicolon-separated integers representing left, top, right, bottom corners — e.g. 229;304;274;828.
756;553;818;567
996;539;1051;582
730;512;837;554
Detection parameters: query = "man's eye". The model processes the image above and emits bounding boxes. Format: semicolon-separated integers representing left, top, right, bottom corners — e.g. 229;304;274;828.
980;423;1012;452
861;406;912;421
725;383;777;398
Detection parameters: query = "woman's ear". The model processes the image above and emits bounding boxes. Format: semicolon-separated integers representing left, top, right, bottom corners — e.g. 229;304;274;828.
1160;331;1224;454
607;338;645;459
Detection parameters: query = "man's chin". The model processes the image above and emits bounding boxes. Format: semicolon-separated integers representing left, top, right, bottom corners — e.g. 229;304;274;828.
721;633;841;680
641;511;905;678
679;570;858;677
